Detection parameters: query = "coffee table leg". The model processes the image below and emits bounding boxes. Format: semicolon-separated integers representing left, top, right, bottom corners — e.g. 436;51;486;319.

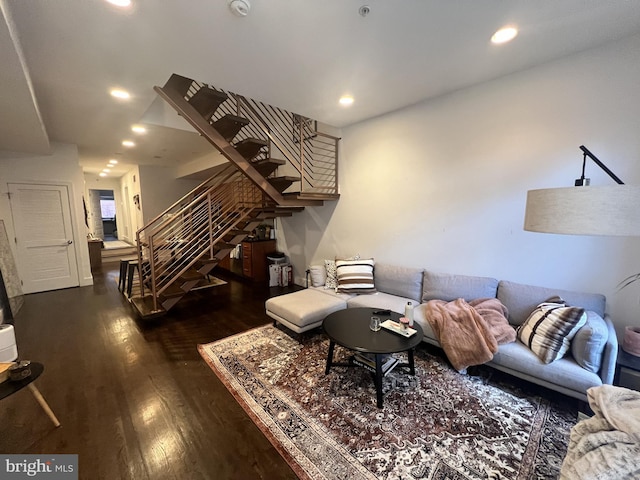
325;340;336;374
27;383;60;427
408;348;416;375
375;354;383;408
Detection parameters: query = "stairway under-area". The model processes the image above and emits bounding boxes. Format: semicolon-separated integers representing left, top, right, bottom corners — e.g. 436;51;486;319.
130;74;340;319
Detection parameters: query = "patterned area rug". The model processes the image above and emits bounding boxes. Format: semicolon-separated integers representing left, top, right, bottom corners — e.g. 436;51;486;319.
198;325;577;480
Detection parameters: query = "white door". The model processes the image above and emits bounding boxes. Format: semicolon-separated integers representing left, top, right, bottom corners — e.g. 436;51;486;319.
8;183;80;293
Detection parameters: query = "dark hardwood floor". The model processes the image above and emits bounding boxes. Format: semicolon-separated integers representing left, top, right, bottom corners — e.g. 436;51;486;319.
0;263;301;480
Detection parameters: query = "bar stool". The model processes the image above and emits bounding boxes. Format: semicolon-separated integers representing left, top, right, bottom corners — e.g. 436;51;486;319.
126;260;140;298
118;255;138;293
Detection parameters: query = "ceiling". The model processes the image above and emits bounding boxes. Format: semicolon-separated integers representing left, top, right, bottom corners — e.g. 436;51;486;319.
2;0;640;179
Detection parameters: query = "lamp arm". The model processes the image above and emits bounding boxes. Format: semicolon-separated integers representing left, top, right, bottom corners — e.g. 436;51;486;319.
579;145;624;185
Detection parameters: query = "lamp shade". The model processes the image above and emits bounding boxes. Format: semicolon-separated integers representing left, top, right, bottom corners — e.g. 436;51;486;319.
524;185;640;236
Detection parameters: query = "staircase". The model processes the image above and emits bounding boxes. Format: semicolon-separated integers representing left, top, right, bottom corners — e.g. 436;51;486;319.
130;74;340;319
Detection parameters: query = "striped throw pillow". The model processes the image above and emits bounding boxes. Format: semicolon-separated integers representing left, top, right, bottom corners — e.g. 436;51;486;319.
335;258;376;294
517;301;587;364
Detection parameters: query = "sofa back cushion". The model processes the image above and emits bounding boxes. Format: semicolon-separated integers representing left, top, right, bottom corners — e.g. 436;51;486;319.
374;263;424;303
497;280;606;326
421;270;499;303
570;310;609;373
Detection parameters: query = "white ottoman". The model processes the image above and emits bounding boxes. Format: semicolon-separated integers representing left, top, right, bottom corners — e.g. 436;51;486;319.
266;289;347;333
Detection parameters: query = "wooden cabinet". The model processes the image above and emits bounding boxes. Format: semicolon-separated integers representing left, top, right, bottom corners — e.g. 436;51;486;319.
88;240;103;272
241;240;276;282
616;349;640;391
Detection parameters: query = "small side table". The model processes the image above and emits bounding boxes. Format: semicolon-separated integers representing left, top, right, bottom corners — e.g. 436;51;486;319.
0;362;60;427
88;239;103;272
614;349;640;391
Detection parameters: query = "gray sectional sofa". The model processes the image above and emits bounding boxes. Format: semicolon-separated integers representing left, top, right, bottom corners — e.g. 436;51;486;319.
265;262;618;402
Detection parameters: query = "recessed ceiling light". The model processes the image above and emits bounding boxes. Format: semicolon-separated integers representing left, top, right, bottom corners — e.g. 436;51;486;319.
106;0;131;7
339;95;354;106
110;89;130;99
99;172;108;177
108;159;118;164
491;26;518;44
122;140;135;147
131;125;147;134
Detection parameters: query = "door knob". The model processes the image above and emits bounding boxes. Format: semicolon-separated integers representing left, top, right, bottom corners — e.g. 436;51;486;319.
67;240;73;245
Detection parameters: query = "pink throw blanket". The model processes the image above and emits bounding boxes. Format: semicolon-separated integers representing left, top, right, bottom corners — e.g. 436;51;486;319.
423;298;515;372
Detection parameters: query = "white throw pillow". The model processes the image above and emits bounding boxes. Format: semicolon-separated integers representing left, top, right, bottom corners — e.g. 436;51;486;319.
308;264;327;287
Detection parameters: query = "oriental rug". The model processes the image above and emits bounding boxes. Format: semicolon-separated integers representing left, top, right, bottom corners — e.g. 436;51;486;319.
198;325;577;480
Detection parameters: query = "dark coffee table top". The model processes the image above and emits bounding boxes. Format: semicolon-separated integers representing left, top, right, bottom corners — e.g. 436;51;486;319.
0;362;43;401
323;307;423;354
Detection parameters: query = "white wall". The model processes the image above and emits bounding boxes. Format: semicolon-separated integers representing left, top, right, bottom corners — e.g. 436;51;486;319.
0;142;93;287
278;33;640;339
138;165;202;225
119;166;142;243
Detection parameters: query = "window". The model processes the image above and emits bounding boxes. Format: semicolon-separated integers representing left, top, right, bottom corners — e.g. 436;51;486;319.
100;199;116;219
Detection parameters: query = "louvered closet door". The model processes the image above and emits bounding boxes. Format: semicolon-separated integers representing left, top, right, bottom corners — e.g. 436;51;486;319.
8;183;80;293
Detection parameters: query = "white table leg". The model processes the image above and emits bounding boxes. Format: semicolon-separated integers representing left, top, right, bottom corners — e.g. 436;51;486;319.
27;383;61;427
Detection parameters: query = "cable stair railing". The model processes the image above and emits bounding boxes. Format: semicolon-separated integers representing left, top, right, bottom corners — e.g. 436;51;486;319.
130;74;341;318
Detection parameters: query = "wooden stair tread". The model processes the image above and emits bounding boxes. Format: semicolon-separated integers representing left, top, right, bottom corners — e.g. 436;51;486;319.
212;114;250;142
251;158;285;177
294;192;341;200
235;138;268;160
194;257;218;269
160;283;187;298
189;87;228;121
256;206;305;213
229;229;250;236
268;176;299;193
164;74;194;97
179;268;205;282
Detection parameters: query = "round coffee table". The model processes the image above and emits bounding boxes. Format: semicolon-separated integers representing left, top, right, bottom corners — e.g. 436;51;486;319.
0;362;60;427
323;307;424;408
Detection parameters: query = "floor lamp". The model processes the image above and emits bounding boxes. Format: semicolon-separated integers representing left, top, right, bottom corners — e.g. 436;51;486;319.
523;145;640;355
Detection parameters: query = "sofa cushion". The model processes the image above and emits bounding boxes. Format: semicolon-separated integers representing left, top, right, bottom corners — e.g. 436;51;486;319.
373;263;423;303
422;270;498;303
308;264;326;287
309;286;355;302
516;302;587;364
347;292;415;314
571;311;609;373
490;341;602;395
497;280;606;326
336;258;376;294
265;288;347;332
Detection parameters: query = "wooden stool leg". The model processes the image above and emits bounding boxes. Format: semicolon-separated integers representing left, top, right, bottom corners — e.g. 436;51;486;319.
118;260;129;292
127;262;139;298
27;383;60;427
